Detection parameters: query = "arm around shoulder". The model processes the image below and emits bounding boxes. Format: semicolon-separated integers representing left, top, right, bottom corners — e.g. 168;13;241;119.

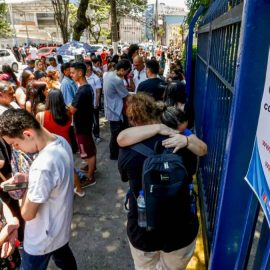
187;134;208;157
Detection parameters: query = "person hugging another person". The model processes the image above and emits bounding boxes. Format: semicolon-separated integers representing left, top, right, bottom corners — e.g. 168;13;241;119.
117;93;207;270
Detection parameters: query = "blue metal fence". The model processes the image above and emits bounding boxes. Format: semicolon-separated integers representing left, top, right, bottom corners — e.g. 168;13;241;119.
190;0;270;268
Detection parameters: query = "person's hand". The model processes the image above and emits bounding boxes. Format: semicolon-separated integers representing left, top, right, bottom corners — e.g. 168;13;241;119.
158;124;179;136
0;172;27;189
162;134;187;153
1;229;18;258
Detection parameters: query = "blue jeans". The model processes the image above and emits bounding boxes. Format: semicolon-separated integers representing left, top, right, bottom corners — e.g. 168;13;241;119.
20;243;77;270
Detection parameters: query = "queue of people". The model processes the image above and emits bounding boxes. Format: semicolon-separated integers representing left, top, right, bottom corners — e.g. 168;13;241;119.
0;43;207;270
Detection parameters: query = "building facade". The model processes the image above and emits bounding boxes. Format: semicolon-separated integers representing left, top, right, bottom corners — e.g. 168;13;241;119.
119;16;143;44
144;2;187;46
6;0;62;45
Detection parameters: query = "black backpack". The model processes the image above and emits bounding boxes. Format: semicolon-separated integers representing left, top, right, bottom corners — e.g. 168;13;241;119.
131;142;194;231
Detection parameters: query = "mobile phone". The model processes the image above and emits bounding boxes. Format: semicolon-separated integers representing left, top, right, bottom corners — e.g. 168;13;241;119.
3;182;28;192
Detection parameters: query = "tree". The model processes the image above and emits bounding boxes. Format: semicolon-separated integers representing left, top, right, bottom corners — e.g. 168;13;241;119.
51;0;70;43
88;0;110;44
0;3;12;38
111;0;147;53
73;0;89;41
72;0;147;46
185;0;210;24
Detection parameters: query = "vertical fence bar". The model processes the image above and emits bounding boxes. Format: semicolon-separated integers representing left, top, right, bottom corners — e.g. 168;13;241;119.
185;5;205;100
209;0;270;269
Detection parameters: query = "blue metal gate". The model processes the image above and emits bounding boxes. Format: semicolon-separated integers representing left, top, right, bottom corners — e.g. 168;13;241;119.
190;0;270;268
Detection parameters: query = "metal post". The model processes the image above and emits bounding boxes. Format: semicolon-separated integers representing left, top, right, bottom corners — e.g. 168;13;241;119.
209;0;270;269
185;5;205;100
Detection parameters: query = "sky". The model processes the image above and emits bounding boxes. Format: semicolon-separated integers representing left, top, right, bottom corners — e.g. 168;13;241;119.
148;0;187;8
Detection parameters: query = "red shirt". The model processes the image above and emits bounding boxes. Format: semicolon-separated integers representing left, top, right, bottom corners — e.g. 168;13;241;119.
100;51;108;66
43;111;72;143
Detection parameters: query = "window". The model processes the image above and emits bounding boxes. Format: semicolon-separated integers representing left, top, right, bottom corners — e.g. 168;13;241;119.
0;50;9;57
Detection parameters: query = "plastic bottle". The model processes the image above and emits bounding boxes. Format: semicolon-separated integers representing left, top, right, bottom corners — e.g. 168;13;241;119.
189;184;196;215
137;190;147;228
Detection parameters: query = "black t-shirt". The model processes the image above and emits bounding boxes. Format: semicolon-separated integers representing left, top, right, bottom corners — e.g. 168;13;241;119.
72;84;94;134
137;78;165;101
118;135;199;252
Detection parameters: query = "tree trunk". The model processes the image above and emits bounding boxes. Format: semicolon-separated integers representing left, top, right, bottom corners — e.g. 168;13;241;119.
51;0;69;44
110;0;118;54
73;0;89;41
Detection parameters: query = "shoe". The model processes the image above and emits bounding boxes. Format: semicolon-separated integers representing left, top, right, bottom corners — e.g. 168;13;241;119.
74;188;85;198
80;164;88;173
81;177;96;188
95;137;102;144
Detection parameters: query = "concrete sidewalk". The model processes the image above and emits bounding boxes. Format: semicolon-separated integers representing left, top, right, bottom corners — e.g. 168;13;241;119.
49;118;205;270
49;118;133;269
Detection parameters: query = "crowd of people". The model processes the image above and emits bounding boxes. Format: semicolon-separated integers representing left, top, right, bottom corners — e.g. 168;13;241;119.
0;42;207;270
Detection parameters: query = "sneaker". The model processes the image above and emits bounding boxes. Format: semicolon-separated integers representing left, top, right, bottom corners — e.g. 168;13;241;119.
95;137;102;144
80;164;88;173
74;188;85;198
81;177;96;188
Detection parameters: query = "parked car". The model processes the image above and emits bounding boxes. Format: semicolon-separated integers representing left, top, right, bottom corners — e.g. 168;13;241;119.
90;44;109;55
0;49;19;72
26;46;57;60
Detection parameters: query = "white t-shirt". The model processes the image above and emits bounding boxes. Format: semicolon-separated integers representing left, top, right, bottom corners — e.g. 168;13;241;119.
46;64;61;74
30;47;38;60
133;68;147;92
86;73;102;107
24;136;74;255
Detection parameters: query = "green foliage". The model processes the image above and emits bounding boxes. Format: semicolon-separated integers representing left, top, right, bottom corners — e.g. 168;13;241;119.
0;3;12;38
181;44;197;72
68;3;77;28
185;0;210;24
88;0;110;43
116;0;147;17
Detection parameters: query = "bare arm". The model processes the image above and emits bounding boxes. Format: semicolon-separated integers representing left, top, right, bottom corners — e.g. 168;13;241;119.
95;88;101;108
0;202;19;258
117;124;207;156
117;124;177;147
67;105;77;115
15;88;26;109
162;134;208;156
20;192;41;221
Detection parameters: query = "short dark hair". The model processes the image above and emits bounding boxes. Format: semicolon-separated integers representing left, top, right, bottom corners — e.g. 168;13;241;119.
27;59;35;65
164;81;186;106
49;57;56;62
146;60;159;74
85;61;93;68
61;62;71;73
71;62;87;77
115;59;131;71
0;109;41;139
128;44;139;59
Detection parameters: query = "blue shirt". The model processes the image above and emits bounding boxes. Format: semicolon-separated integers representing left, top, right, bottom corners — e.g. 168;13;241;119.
60;76;78;105
183;129;193;136
103;71;129;121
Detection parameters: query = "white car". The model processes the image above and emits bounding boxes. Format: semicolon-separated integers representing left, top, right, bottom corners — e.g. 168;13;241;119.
0;49;19;72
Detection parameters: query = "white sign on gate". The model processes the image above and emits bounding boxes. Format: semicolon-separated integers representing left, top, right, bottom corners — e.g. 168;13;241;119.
245;48;270;226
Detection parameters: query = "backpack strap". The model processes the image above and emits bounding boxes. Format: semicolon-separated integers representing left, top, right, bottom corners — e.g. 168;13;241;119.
130;143;155;157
